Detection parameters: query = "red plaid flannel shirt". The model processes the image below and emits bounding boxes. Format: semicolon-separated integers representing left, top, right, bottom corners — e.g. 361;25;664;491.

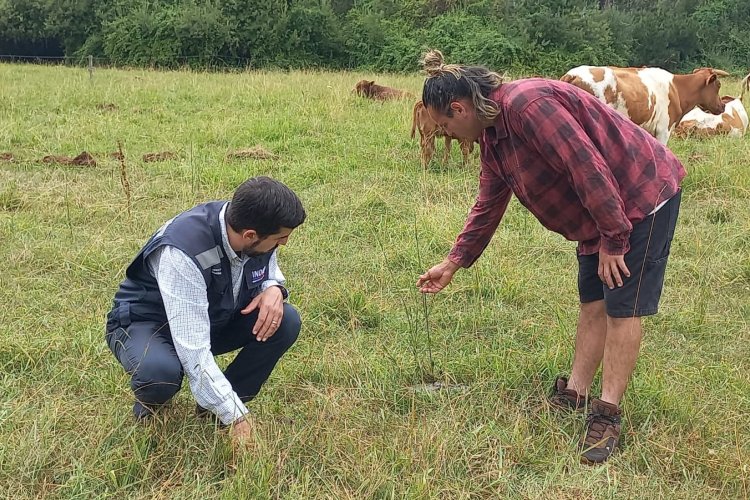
448;78;686;268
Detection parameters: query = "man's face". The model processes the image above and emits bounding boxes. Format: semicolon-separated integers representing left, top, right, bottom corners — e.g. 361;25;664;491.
241;227;294;256
426;99;484;141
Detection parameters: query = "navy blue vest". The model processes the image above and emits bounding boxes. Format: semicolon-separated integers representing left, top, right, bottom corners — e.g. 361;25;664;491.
109;202;273;332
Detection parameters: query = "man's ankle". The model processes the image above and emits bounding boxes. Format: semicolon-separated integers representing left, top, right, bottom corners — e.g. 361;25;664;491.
599;393;622;407
566;377;589;397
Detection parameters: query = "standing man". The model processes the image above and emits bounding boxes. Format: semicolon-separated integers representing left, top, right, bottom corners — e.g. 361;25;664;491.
105;176;305;445
415;51;684;464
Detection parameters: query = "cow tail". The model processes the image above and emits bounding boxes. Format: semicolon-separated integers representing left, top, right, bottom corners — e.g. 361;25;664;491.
740;72;750;102
411;101;421;139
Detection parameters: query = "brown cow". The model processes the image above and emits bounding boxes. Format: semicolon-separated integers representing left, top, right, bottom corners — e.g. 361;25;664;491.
674;72;750;138
561;65;729;144
411;100;474;169
353;80;413;100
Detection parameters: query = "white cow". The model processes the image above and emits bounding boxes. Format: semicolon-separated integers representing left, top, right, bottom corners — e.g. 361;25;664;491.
561;65;729;144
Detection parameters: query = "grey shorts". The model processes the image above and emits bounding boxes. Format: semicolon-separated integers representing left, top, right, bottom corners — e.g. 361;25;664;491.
577;190;681;318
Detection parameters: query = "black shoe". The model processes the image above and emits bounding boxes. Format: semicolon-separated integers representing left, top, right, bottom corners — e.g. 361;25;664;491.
133;401;157;422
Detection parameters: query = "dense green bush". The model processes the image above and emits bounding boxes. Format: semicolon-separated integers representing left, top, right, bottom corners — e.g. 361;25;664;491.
0;0;747;75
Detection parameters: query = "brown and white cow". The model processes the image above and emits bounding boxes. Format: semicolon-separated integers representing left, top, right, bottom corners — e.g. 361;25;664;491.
353;80;413;100
674;73;750;138
561;65;729;144
411;100;474;168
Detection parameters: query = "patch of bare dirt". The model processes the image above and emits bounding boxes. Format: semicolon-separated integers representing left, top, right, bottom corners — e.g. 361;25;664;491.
408;381;469;393
42;155;70;164
71;151;96;166
143;151;177;162
41;151;97;167
96;103;118;111
226;146;277;160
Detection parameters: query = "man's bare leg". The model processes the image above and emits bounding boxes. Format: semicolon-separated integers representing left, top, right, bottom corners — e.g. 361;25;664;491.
566;300;607;397
600;316;642;405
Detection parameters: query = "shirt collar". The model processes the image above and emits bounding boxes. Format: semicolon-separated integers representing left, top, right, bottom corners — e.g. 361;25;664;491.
482;86;509;145
219;202;241;263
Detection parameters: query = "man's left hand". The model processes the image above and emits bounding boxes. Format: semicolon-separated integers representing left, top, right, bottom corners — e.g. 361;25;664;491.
598;247;631;289
241;286;284;341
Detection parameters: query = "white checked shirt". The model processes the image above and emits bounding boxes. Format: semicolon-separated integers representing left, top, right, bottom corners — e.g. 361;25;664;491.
147;203;285;425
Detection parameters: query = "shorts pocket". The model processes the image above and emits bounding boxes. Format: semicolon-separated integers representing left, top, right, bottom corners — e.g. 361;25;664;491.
646;255;669;268
646;196;680;264
647;240;672;264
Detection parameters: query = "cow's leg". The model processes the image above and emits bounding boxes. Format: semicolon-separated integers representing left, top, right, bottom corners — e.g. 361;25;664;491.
443;136;452;164
655;128;670;145
421;133;435;169
460;140;471;166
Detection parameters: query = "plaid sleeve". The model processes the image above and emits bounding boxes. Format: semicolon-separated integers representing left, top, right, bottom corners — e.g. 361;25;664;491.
448;160;512;267
512;98;633;255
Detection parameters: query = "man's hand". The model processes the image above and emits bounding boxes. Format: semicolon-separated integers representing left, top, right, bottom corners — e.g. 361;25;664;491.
417;258;461;294
598;247;630;289
230;416;255;449
241;286;284;341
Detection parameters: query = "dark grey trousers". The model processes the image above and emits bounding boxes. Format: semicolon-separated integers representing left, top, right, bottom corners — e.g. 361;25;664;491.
105;303;301;419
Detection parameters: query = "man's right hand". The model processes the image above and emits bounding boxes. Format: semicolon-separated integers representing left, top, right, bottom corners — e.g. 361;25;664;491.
417;258;461;294
230;416;255;449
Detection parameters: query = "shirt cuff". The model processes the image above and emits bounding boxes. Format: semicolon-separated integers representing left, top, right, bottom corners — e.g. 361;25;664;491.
213;393;249;426
447;247;475;268
261;280;289;301
600;233;631;256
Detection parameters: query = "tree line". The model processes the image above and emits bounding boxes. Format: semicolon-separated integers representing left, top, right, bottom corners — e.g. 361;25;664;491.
1;0;747;75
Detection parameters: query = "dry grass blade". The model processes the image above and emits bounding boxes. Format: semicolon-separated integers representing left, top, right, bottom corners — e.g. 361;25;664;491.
117;141;131;217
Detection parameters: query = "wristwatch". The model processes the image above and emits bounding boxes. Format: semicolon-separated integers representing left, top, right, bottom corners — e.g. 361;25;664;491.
274;285;289;300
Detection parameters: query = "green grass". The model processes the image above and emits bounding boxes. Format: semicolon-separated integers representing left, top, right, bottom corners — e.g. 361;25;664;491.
1;63;749;499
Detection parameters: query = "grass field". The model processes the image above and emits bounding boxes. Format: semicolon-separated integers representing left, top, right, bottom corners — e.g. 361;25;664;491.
1;63;748;499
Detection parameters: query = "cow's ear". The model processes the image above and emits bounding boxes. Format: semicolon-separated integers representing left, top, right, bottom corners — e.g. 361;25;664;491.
368;80;375;85
707;74;717;85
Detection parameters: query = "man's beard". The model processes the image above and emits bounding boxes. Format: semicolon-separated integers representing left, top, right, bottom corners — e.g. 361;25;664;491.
241;240;277;257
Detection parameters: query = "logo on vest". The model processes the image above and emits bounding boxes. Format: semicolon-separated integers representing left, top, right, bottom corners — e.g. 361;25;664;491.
251;266;267;283
211;266;222;276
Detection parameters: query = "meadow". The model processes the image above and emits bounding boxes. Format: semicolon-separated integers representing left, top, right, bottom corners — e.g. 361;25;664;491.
0;64;748;499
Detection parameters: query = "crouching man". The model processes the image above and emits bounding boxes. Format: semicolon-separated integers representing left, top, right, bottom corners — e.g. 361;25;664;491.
105;176;305;445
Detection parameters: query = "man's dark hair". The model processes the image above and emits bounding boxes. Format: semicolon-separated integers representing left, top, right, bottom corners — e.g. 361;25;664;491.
421;49;503;120
226;176;306;237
